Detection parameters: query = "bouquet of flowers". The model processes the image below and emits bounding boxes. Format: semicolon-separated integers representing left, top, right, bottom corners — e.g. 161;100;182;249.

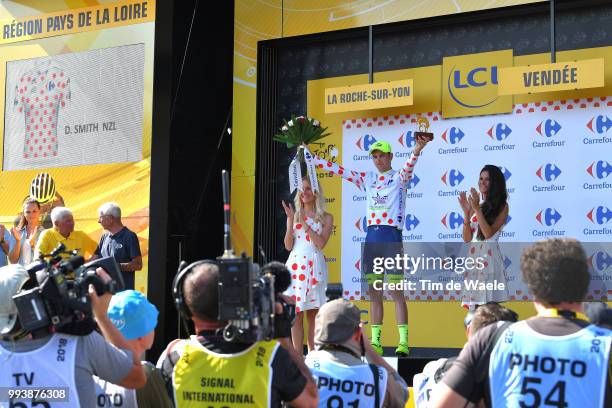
273;114;330;149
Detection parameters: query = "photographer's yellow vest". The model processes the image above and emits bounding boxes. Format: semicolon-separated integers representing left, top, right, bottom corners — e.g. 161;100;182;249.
172;337;279;407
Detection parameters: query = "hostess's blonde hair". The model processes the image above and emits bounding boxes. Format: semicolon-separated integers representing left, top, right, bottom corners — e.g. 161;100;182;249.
294;176;327;224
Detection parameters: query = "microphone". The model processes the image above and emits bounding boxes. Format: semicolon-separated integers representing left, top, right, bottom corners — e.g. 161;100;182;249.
260;261;291;294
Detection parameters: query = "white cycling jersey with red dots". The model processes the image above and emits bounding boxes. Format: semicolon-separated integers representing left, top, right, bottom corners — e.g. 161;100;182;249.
13;66;70;160
315;153;419;230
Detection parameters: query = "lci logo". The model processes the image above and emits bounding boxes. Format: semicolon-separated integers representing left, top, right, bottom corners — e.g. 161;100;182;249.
441;169;464;187
487;123;512;141
448;65;499;108
536;208;562;226
588;251;612;273
536;163;562;182
405;214;420;231
536;119;562;138
499;166;512;181
408;174;420;189
398;131;416;148
356;134;377;151
587;161;611;179
441;127;465;144
441;212;464;229
586;115;612;135
354;216;368;232
587;206;612;225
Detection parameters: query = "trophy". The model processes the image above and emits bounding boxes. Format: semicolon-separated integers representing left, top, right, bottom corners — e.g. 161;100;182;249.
414;117;434;141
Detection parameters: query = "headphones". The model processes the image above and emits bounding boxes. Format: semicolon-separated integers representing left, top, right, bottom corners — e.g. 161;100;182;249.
172;259;218;319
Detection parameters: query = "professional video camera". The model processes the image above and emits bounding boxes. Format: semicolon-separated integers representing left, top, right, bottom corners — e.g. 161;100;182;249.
177;170;294;343
217;170;295;343
12;243;124;335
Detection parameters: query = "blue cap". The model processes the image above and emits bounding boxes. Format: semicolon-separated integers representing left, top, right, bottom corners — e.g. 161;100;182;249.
107;290;159;340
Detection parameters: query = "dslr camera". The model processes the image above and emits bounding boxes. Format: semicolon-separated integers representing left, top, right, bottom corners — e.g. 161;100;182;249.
12;243;124;334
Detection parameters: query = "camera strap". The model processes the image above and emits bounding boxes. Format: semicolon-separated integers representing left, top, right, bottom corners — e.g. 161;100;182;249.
538;308;589;322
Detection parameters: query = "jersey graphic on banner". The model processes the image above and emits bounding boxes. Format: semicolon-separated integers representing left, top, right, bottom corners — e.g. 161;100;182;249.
4;44;145;171
13;63;70;161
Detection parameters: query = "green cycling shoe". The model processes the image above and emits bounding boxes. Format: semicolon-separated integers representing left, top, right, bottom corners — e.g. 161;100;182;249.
370;343;384;356
395;342;410;357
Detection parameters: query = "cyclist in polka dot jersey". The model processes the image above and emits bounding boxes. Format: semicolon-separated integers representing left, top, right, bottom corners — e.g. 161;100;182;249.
310;136;430;356
13;64;70;161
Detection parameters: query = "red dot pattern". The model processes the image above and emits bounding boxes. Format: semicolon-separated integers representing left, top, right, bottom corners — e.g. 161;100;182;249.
16;68;69;160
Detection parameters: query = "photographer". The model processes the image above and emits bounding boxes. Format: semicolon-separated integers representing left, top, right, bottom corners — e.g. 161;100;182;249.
156;261;318;407
432;238;611;408
0;264;146;406
305;299;408;408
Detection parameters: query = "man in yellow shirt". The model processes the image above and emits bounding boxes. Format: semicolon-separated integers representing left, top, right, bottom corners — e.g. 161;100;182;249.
34;207;97;260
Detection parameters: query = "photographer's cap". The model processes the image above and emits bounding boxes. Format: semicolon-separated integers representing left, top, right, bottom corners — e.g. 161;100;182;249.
315;299;361;344
368;140;392;155
107;290;158;340
0;265;30;335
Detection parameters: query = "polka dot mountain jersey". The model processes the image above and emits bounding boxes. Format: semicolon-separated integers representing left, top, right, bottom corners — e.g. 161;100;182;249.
314;153;419;230
13;65;71;161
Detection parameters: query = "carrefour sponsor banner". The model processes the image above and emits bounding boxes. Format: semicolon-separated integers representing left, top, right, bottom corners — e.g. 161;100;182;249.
442;50;513;118
339;97;612;301
498;59;605;95
324;79;413;114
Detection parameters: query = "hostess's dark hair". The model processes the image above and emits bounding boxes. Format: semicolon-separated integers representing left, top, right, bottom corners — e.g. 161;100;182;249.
478;165;507;240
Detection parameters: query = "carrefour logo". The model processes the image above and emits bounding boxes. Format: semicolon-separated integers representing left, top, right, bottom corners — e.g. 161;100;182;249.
398;131;416;148
505;215;512;225
405;214;420;231
441;212;464;229
588;251;612;273
503;256;512;270
536;119;562;138
536;208;562;226
536;163;562;182
587;115;612;135
499;166;512;181
354;216;368;232
408;174;420;189
356;134;377;151
587;206;612;225
441;169;464;187
487;123;512;141
447;65;499;108
587;161;612;179
441;127;465;144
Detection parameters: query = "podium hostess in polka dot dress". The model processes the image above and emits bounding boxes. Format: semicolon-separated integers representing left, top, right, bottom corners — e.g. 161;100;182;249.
282;177;333;354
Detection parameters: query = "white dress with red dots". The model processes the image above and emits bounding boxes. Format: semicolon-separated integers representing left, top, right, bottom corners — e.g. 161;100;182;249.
13;65;70;161
462;214;509;309
284;217;328;313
